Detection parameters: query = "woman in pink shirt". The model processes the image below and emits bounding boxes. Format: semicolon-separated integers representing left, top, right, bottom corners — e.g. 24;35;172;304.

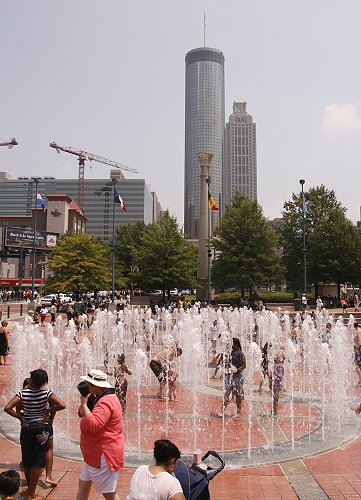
76;369;124;500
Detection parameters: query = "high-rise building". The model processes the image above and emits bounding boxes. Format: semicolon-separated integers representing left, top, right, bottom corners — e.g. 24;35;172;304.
184;47;225;238
0;173;161;241
224;101;257;206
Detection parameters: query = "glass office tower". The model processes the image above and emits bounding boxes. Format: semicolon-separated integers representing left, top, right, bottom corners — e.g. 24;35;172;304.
184;47;225;239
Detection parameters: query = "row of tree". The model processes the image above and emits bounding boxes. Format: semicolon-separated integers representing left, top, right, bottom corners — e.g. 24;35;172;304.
46;185;361;296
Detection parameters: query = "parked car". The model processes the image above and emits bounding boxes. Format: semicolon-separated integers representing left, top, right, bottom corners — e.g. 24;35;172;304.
57;293;72;303
180;289;191;296
170;289;179;296
41;294;56;306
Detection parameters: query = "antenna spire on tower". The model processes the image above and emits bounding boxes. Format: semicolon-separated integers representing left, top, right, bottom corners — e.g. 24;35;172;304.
203;10;206;47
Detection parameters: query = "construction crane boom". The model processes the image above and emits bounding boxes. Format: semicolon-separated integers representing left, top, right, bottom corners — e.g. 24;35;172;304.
0;138;18;148
49;142;138;212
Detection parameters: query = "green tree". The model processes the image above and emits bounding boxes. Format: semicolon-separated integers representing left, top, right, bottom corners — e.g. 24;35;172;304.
308;209;361;289
280;184;358;291
212;193;284;295
46;232;113;293
133;213;197;297
114;221;146;287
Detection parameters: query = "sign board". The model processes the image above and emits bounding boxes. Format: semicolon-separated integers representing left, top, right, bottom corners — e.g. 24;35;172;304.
4;226;59;251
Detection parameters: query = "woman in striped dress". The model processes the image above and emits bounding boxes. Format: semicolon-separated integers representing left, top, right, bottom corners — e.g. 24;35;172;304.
4;369;66;500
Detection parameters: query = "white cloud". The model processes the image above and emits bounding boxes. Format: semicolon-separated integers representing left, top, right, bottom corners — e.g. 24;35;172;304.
322;102;361;137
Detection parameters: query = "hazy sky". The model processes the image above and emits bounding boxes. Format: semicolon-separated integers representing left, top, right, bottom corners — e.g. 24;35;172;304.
1;1;361;224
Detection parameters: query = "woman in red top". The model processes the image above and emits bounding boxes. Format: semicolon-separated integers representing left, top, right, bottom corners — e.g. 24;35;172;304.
76;369;124;500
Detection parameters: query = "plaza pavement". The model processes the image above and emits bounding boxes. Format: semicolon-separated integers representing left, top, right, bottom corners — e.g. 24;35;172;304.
1;307;361;498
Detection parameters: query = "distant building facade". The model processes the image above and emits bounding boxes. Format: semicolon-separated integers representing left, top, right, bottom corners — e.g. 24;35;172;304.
0;172;162;289
184;47;225;238
0;172;161;241
224;102;257;207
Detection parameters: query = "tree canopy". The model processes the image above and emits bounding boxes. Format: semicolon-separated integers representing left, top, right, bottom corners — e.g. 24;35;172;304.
132;213;197;296
212;193;284;294
281;184;361;290
46;232;113;292
114;221;146;287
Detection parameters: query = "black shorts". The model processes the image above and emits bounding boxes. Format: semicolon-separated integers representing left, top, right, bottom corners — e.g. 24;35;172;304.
150;360;166;382
20;421;51;469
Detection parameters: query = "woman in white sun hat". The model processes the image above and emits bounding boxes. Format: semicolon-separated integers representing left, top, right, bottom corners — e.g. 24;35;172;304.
76;369;124;500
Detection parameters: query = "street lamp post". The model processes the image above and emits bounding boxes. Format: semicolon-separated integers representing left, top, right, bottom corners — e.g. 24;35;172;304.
95;181;117;303
111;178;118;303
299;179;307;294
31;177;41;300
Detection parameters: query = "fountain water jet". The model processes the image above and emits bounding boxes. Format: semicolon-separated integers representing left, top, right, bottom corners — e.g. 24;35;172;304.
2;306;361;468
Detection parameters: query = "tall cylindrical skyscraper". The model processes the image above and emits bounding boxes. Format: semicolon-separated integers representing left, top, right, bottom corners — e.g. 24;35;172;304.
184;47;225;239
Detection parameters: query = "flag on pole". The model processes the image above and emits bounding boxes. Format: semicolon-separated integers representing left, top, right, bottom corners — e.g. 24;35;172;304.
301;193;307;216
114;189;128;212
37;192;46;211
208;190;219;211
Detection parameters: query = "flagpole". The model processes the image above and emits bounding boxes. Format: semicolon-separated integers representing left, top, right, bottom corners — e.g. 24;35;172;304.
111;178;117;303
206;177;211;305
299;179;307;294
31;177;40;300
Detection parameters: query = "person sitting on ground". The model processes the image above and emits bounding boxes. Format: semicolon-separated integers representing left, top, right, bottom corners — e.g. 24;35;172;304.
126;439;184;500
150;347;182;400
0;469;20;499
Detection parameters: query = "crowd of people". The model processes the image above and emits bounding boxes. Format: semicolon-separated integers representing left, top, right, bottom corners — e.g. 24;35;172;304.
3;366;185;499
3;294;361;498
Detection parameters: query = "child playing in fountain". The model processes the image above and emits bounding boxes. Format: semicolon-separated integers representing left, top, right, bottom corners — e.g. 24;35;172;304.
269;346;286;417
168;369;178;402
150;347;183;400
211;352;223;379
114;354;132;413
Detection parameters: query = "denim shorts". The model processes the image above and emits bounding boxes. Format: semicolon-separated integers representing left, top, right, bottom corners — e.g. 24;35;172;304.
20;421;51;468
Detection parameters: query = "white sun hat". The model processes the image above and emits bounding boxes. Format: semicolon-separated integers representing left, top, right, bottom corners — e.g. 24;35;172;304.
80;369;112;388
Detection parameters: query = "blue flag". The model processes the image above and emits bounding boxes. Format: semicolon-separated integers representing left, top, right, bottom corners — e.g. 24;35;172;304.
37;192;46;211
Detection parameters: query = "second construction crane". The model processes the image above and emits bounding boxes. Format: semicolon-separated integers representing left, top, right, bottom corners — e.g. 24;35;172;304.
50;142;138;212
0;138;17;148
